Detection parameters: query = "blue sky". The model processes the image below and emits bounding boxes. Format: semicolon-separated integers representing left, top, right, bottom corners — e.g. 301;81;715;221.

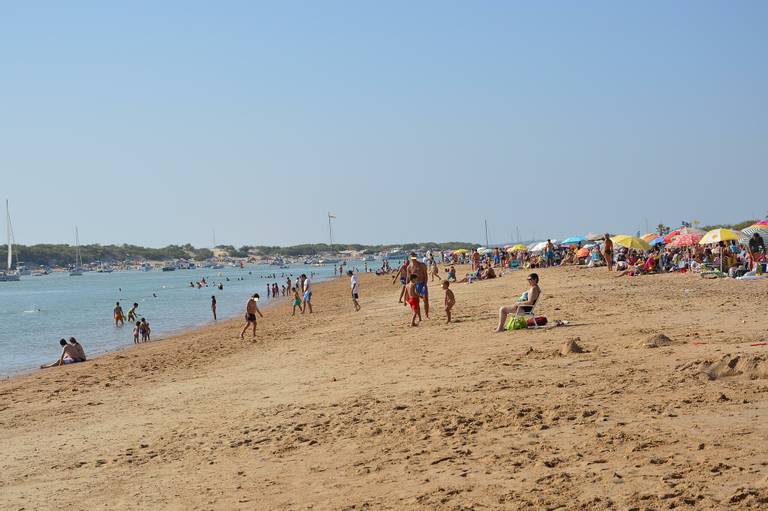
1;1;766;247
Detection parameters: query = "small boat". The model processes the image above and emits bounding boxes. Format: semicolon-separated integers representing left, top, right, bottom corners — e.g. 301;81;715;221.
161;262;176;272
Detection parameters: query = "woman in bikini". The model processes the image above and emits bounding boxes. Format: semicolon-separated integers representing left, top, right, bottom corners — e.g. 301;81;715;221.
495;273;540;332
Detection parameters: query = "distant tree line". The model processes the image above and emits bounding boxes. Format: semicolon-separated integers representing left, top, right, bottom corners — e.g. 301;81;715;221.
1;241;478;266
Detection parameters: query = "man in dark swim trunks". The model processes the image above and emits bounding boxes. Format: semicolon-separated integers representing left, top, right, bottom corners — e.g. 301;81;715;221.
603;234;614;271
392;259;409;304
407;252;430;319
240;293;264;339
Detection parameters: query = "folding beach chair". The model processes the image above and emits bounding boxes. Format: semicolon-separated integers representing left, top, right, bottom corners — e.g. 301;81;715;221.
513;288;543;328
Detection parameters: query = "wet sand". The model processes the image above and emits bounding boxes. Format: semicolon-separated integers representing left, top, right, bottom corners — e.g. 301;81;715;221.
1;267;767;510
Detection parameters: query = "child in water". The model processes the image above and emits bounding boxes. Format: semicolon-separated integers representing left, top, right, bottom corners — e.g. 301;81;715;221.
133;321;141;344
406;274;421;327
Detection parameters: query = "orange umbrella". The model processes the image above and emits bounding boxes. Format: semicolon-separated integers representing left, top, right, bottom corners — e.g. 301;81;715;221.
576;247;590;258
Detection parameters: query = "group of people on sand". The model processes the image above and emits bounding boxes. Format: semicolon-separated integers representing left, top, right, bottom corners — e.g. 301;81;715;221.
40;337;86;368
240;273;318;338
392;252;455;327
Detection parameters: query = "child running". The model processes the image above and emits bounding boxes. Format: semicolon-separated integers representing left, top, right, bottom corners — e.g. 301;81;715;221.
406;274;421;327
442;280;455;323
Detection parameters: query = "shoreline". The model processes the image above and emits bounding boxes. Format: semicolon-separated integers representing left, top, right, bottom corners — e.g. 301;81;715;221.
0;270;341;379
2;268;768;509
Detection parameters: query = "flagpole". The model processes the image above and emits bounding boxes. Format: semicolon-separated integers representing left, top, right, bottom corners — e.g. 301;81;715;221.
328;213;334;253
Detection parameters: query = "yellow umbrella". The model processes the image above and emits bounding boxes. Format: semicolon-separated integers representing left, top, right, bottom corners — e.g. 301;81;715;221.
640;233;658;242
506;244;528;253
699;228;741;245
611;235;652;251
453;248;469;254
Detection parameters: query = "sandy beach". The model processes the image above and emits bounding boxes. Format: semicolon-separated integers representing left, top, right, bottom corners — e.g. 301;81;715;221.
1;267;767;510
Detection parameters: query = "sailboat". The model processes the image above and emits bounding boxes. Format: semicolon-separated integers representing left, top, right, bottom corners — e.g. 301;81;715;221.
0;200;21;282
70;227;83;276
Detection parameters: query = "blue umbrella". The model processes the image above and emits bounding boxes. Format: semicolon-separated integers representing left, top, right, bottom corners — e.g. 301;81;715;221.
561;236;586;245
650;236;665;246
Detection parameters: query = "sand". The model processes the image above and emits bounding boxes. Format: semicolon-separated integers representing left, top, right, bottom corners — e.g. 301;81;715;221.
1;266;768;510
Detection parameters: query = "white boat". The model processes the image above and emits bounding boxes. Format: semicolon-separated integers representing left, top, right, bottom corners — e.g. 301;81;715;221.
70;227;83;276
1;200;21;282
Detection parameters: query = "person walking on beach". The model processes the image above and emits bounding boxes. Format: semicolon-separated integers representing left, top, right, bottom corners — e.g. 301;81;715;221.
348;270;361;312
442;280;455;323
291;287;302;316
407;252;430;319
603;234;614;271
405;274;421;326
240;293;264;339
114;302;125;327
392;259;409;304
127;303;139;323
301;274;313;314
211;295;217;320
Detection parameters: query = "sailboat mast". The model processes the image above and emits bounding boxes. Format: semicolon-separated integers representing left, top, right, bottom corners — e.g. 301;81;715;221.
484;219;489;247
6;200;11;271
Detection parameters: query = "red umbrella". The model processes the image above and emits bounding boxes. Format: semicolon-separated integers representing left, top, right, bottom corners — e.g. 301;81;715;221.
669;233;703;247
663;229;681;243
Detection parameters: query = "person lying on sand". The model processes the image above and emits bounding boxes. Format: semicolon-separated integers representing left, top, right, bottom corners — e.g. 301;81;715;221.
495;273;540;332
40;338;83;368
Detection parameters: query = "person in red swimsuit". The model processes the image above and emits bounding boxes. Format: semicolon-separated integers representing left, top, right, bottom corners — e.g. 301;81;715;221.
406;274;421;327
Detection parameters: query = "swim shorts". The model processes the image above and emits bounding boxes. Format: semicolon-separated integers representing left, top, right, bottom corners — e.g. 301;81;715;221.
246;313;257;322
304;291;312;302
400;277;407;285
293;298;302;306
415;282;428;297
353;293;359;300
407;296;420;312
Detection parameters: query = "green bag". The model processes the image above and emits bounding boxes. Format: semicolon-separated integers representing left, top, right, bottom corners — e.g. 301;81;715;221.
505;316;528;331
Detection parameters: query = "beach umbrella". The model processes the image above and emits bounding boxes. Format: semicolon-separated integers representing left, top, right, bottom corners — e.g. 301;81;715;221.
699;228;741;245
506;244;528;253
669;233;703;247
561;236;586;245
650;236;666;246
585;232;604;241
663;230;682;243
530;241;548;252
640;233;658;242
611;235;652;251
741;224;768;245
576;247;590;258
453;248;469;254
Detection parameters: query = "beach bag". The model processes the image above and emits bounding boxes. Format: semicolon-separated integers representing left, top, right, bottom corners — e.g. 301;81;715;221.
527;316;547;327
505;316;528;331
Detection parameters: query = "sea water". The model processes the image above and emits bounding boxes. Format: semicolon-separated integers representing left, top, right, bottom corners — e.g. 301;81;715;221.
0;262;353;376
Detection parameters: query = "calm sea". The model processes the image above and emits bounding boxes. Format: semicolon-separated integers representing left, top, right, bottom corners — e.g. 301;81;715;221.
0;262;361;376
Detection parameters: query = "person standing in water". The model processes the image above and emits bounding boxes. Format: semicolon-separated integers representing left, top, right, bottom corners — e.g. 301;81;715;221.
114;302;125;327
240;294;264;339
127;303;139;323
211;295;217;320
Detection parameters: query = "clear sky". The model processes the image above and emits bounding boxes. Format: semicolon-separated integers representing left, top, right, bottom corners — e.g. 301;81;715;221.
2;1;766;247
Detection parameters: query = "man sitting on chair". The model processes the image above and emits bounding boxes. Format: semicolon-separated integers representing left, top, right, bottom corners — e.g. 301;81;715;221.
495;273;540;332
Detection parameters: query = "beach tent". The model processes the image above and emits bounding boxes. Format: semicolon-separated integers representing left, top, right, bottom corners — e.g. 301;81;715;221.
611;235;652;251
561;236;586;245
699;228;741;245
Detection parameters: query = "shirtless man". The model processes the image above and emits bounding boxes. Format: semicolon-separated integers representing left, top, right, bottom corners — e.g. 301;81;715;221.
240;293;264;339
603;234;614;271
40;339;82;368
392;259;410;304
407;252;430;318
114;302;125;327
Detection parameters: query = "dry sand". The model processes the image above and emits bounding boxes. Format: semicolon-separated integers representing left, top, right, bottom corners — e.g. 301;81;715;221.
1;266;768;510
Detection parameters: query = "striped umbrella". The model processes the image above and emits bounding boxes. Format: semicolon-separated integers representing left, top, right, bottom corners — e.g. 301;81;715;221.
742;223;768;245
640;233;658;242
669;233;703;247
